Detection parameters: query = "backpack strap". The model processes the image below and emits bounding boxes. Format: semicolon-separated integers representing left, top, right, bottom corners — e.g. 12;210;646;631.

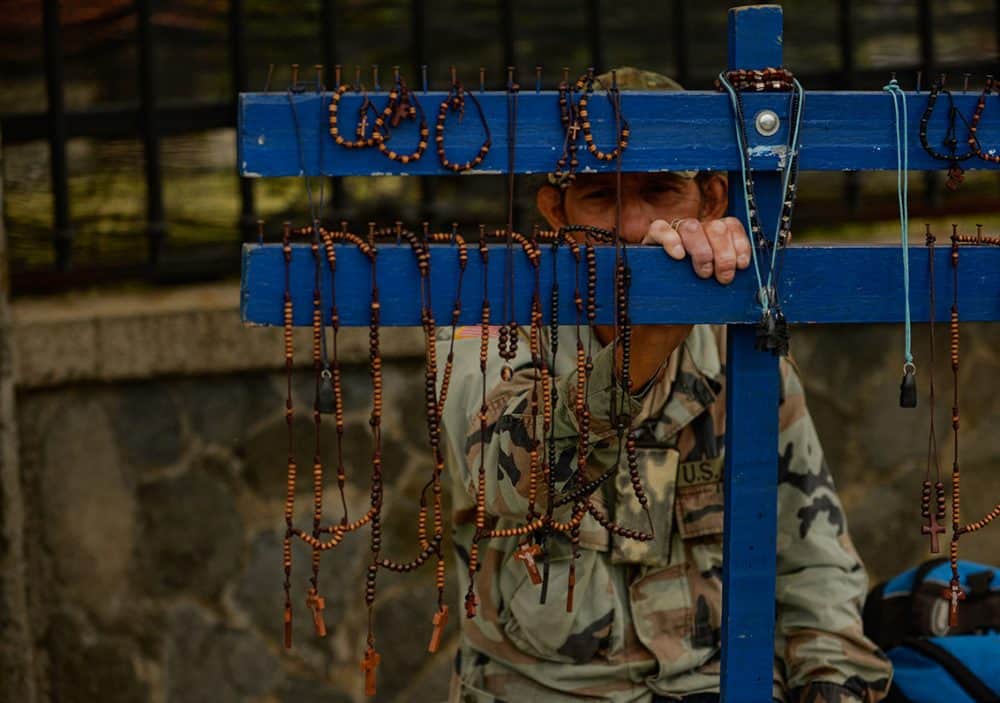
902;638;1000;703
912;556;949;589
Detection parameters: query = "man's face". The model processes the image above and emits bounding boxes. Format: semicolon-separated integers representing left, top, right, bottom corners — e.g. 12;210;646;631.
541;172;710;244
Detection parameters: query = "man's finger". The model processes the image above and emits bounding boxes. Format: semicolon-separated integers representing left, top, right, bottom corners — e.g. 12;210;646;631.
677;219;714;279
642;219;686;259
705;219;737;284
723;216;752;270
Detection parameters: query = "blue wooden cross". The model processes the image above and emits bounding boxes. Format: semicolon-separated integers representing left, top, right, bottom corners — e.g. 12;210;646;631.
238;6;1000;701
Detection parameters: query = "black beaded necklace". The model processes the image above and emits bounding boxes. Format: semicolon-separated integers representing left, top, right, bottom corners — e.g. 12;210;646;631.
920;74;976;191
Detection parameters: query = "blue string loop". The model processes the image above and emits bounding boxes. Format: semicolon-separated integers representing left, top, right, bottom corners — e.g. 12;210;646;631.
883;78;914;368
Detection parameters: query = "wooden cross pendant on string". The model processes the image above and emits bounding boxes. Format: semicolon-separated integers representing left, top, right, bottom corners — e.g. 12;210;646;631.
306;587;327;637
514;541;543;584
921;512;946;553
942;579;967;627
428;605;449;653
361;646;380;697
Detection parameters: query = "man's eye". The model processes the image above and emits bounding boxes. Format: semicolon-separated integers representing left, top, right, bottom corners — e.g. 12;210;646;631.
584;189;612;200
645;182;679;195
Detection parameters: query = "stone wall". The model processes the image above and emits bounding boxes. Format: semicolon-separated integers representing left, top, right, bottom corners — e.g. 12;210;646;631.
3;284;998;703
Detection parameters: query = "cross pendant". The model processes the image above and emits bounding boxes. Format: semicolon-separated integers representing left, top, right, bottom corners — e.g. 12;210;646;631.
946;163;965;191
392;100;409;128
921;512;945;554
361;646;381;697
306;588;327;637
941;580;966;628
514;542;543;585
428;605;449;653
359;115;369;135
464;590;478;619
283;604;293;649
568;122;581;140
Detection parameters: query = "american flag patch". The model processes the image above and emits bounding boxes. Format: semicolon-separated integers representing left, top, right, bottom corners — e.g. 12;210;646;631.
455;325;503;339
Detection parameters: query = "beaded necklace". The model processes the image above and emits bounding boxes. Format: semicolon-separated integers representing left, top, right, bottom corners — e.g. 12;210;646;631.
716;68;804;356
968;75;1000;165
942;226;1000;626
497;69;520;379
371;70;429;165
921;228;946;556
920;74;976;191
329;81;381;149
280;224;378;652
436;67;492;172
553;68;582;187
424;223;468;651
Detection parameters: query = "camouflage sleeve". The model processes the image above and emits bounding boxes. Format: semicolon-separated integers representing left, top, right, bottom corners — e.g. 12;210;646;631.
774;358;893;703
438;327;663;521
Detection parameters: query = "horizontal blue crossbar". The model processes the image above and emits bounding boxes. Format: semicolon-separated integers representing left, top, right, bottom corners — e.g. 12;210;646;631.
241;243;1000;326
239;91;1000;177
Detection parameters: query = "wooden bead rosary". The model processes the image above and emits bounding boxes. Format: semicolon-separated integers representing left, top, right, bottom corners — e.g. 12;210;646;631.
716;67;803;357
968;75;1000;164
329;67;493;170
279;218;662;694
283;67;657;694
553;68;630;186
919;74;976;190
436;67;492;172
922;225;1000;627
281;220;471;695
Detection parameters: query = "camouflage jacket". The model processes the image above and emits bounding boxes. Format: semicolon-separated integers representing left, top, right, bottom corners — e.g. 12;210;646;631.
437;323;893;703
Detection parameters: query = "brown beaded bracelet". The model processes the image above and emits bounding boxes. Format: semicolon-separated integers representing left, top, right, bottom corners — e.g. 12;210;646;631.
371;77;429;165
575;69;630;162
329;83;382;149
436;77;492;172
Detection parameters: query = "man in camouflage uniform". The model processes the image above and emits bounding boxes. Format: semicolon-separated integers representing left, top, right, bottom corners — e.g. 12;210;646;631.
437;68;893;703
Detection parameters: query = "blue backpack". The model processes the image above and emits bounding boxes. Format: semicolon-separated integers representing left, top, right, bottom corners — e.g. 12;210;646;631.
863;558;1000;703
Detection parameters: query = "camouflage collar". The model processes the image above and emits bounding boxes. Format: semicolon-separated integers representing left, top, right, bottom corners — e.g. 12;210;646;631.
646;325;724;443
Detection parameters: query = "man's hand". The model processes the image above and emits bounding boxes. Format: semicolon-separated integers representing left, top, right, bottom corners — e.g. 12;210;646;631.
642;216;751;284
599;217;752;393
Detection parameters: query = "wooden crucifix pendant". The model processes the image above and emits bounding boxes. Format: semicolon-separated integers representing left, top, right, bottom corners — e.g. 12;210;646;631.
306;587;327;637
514;541;543;585
391;96;411;127
568;121;581;141
283;604;293;649
428;605;449;653
945;163;965;191
942;579;966;628
361;645;381;697
921;511;945;554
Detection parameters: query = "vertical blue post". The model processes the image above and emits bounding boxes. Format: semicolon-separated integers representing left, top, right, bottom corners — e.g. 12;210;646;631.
720;6;783;702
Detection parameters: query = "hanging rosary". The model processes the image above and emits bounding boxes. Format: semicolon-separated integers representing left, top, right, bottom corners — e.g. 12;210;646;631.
716;67;804;356
436;66;492;172
940;226;1000;626
553;68;631;188
920;74;976;191
968;75;1000;165
920;227;947;556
